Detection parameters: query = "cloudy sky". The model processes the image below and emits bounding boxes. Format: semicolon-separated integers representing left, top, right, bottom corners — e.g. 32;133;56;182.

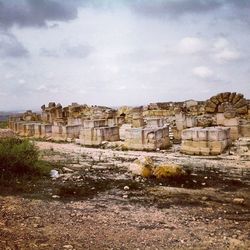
0;0;250;110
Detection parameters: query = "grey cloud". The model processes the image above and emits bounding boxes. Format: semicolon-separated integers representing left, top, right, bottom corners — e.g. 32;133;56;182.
0;30;29;58
0;0;80;28
131;0;223;17
40;48;59;57
130;0;250;23
63;44;93;58
40;44;93;58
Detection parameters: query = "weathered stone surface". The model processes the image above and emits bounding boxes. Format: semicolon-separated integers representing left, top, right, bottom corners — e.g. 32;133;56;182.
232;93;243;105
210;96;220;105
79;126;120;146
224;108;236;119
217;93;224;103
181;127;230;155
205;106;216;113
222;92;230;102
124;126;170;150
236;105;248;114
239;124;250;137
7;91;250;153
234;98;247;109
229;92;236;103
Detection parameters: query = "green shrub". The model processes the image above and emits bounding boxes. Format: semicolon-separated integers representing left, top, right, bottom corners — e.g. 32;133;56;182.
0;138;50;178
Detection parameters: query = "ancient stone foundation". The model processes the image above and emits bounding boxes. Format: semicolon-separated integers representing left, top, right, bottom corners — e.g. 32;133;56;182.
124;126;170;150
8;91;250;154
78;126;120;146
181;127;231;155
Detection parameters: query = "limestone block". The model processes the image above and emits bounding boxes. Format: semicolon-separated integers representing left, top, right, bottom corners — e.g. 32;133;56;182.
237;105;248;114
107;118;116;127
232;93;243;105
223;117;239;127
34;124;42;138
239;124;250;137
51;125;66;140
68;118;82;126
191;127;201;141
210;96;219;105
119;124;132;140
229;92;236;103
145;118;164;128
192;140;208;148
66;125;81;139
172;127;182;141
182;129;193;140
132;118;144;128
224;108;236;119
83;119;106;128
26;124;35;137
52;125;62;134
209;140;228;155
205;106;216;113
180;144;197;155
217;93;224;103
181;139;210;155
186;116;197;128
176;120;185;131
125;127;170;150
222;92;230;102
207;100;217;109
181;140;193;147
234;98;247;109
175;113;185;121
41;124;52;138
207;127;228;141
17;123;26;136
199;147;210;156
197;129;208;141
216;113;225;125
228;126;239;140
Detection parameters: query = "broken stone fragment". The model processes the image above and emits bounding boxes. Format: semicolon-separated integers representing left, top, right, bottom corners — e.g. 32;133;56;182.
232;198;245;205
152;164;185;179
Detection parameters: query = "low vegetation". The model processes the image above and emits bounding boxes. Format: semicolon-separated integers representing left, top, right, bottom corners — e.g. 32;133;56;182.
0;138;51;179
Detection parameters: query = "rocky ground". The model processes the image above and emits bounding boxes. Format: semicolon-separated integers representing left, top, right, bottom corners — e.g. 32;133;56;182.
0;141;250;250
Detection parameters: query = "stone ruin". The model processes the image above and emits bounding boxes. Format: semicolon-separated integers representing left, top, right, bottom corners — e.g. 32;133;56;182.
8;92;250;155
181;127;231;155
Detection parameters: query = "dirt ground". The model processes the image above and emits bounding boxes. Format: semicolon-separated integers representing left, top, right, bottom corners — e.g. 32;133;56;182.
0;141;250;250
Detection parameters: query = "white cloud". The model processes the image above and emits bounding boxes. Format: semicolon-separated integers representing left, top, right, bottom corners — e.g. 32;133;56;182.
192;66;213;78
212;38;240;63
178;37;205;54
214;48;240;62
